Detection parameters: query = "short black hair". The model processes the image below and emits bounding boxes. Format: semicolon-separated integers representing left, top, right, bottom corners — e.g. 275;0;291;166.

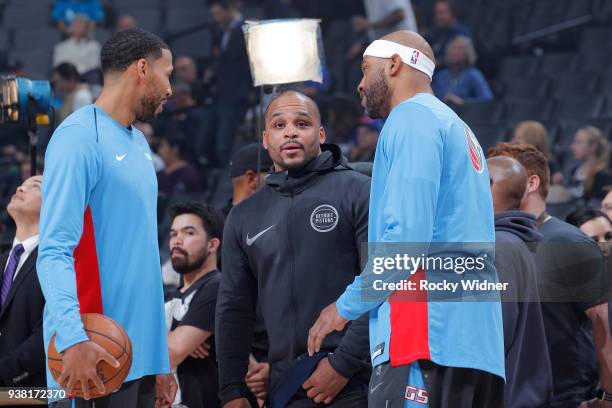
264;89;321;124
566;208;612;229
208;0;239;9
53;62;81;82
101;28;169;74
169;202;225;242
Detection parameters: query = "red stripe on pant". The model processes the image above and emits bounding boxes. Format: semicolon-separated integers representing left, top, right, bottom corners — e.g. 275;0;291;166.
389;270;430;366
73;206;104;314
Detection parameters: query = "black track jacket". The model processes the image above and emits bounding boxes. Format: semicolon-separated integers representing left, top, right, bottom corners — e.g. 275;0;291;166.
216;144;372;404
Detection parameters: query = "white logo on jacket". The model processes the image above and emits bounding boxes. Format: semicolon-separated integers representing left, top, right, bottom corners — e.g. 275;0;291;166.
310;204;339;232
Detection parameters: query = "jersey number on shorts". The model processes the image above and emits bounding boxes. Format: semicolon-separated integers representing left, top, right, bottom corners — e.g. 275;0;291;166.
405;386;428;404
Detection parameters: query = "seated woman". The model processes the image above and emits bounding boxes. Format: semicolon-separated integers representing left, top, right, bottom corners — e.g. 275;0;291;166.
432;35;493;106
566;126;612;202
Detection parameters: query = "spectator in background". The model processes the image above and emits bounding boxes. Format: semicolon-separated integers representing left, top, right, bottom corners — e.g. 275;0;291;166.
135;121;165;173
326;95;362;155
165;202;224;408
432;35;492;105
116;14;138;32
566;126;612;201
164;81;212;164
52;0;104;36
174;56;211;106
566;208;612;248
226;143;273;213
51;62;93;123
489;143;612;407
157;133;202;201
52;15;101;75
353;0;417;40
349;119;379;162
601;190;612;220
511;120;562;174
209;0;253;166
428;0;471;66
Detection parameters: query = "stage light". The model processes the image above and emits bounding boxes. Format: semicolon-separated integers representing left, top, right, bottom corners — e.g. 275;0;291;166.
243;19;323;86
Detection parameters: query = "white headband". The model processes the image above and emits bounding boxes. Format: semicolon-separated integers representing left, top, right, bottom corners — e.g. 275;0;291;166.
363;40;435;81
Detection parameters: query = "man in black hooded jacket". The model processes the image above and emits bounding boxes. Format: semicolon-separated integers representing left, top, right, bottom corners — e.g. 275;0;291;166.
488;156;553;408
216;90;371;408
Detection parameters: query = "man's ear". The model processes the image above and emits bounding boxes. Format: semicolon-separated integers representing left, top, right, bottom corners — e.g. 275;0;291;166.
136;58;148;80
208;237;221;254
262;130;269;150
389;54;403;77
245;170;257;190
527;174;541;194
319;126;326;145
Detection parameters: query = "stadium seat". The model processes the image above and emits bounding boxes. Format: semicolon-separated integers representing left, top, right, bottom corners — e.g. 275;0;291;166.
165;7;211;32
10;49;52;80
498;56;539;80
169;31;212;58
550;74;600;97
14;28;61;52
94;29;112;45
551;95;604;120
115;8;161;33
580;27;612;51
502;78;550;98
504;98;555;124
537;53;579;76
471;125;508;154
458;101;504;126
2;8;50;30
579;51;612;74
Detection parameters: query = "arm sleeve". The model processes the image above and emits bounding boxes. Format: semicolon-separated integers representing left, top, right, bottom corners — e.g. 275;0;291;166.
215;210;258;404
468;69;494;102
336;103;443;320
329;179;372;378
180;279;219;333
36;124;101;352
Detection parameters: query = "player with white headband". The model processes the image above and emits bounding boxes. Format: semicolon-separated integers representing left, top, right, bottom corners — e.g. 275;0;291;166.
309;31;505;408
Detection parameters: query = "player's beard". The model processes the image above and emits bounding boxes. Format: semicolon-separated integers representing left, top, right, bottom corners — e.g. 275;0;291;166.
136;85;164;123
364;69;391;119
171;246;208;275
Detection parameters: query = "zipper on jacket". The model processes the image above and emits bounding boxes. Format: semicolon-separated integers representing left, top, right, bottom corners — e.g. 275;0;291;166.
286;191;299;358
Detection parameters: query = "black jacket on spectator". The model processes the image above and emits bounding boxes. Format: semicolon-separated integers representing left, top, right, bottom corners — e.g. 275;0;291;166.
494;211;553;408
216;144;371;404
214;16;252;106
0;248;46;387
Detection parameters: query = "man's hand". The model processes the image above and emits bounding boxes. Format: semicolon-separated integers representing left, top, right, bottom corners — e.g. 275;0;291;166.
189;340;211;359
578;399;612;408
246;360;270;399
302;357;349;405
57;341;119;400
224;398;251;408
307;302;348;356
154;374;178;408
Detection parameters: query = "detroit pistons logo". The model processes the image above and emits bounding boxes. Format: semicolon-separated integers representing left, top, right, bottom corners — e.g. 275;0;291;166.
464;125;484;174
411;50;420;64
310;204;339;232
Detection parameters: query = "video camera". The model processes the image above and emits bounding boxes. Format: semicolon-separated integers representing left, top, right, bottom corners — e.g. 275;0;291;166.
0;76;51;125
0;76;53;176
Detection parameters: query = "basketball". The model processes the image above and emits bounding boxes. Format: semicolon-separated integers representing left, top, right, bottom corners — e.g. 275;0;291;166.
47;313;132;399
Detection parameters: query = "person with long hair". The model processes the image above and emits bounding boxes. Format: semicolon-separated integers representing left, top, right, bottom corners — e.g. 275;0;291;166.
567;126;612;201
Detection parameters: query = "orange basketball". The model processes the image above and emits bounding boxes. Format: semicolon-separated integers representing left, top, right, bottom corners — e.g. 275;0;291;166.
47;313;132;399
